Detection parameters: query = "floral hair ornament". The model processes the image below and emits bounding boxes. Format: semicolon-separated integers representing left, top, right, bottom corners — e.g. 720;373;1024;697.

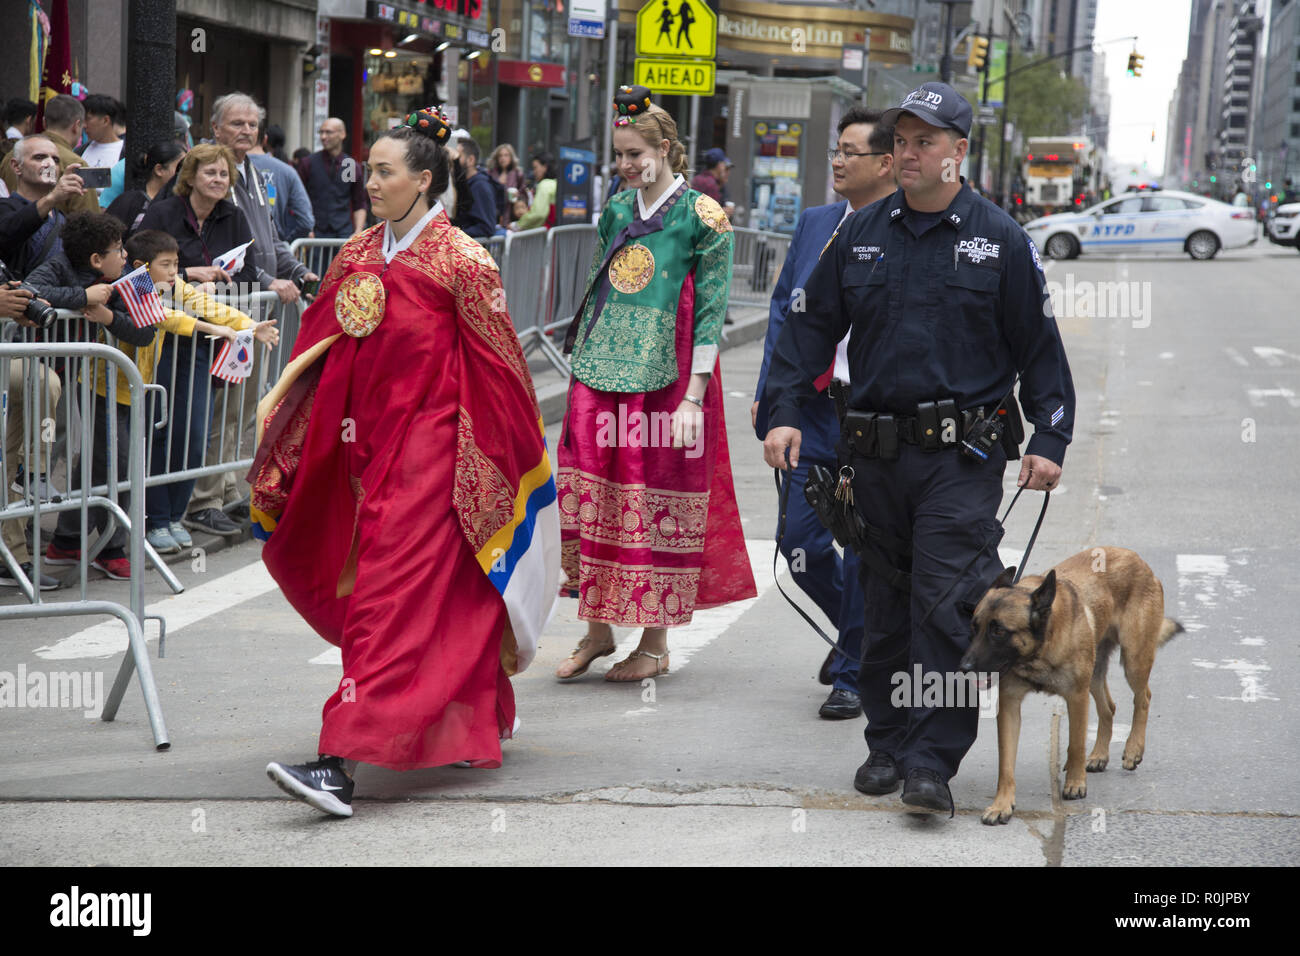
613;85;654;128
405;105;452;143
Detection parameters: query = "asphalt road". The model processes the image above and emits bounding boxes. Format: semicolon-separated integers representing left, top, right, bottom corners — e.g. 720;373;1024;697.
1;240;1297;867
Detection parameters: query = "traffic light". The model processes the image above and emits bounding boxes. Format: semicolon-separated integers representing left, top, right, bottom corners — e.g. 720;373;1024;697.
968;36;990;71
1126;52;1144;77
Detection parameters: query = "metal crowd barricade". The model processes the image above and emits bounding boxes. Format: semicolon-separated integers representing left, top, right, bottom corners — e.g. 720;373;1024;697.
178;290;284;483
288;237;347;283
1;331;178;749
535;224;598;375
499;227;551;356
730;227;791;307
477;234;506;268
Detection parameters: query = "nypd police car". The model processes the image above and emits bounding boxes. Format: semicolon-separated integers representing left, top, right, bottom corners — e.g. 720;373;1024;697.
1267;201;1300;250
1023;189;1257;260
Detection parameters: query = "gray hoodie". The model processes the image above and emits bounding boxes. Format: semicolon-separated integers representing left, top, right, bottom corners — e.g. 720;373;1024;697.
230;154;308;288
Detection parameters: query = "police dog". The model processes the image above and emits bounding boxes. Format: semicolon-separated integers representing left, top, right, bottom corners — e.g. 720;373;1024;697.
960;547;1183;825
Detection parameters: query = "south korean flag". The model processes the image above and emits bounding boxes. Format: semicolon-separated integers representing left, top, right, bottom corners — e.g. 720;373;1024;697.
211;329;256;383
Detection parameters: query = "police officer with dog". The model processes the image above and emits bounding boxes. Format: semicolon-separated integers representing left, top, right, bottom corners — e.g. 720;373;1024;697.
762;82;1075;815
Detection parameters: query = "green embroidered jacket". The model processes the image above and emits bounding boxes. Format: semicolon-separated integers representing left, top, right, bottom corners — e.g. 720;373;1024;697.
569;186;734;393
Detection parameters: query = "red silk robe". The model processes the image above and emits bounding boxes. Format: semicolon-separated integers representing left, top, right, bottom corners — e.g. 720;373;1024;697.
250;211;555;771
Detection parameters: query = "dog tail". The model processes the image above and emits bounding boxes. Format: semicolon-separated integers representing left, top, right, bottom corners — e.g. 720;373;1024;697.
1159;618;1185;647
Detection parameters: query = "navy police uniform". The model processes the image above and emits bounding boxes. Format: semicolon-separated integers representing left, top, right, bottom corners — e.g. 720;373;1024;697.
764;93;1074;787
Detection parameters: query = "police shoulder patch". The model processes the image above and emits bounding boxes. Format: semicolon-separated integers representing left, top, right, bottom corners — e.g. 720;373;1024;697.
1029;238;1044;273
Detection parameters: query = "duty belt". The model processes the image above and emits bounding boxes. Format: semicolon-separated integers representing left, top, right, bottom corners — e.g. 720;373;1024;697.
842;403;986;459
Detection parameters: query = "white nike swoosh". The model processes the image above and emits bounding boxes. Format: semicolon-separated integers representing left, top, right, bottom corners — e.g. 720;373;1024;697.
320;781;343;791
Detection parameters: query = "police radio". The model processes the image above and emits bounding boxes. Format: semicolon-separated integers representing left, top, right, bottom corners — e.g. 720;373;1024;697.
960;379;1025;462
960;414;1002;461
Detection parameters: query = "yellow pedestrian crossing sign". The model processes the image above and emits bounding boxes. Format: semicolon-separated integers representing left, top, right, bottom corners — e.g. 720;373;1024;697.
636;0;716;59
634;58;716;96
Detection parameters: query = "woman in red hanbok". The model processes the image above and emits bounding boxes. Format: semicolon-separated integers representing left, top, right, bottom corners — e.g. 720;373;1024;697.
251;108;561;817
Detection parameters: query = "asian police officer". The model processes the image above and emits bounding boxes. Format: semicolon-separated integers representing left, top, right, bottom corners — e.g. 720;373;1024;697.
762;83;1075;815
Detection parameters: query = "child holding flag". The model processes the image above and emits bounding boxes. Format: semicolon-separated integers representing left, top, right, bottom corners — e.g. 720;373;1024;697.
25;212;159;579
123;230;278;555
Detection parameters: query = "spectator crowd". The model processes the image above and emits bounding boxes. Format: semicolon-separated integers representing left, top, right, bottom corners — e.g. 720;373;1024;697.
2;85;732;594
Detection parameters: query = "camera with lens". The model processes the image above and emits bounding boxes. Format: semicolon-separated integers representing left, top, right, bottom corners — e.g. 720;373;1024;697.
0;260;59;329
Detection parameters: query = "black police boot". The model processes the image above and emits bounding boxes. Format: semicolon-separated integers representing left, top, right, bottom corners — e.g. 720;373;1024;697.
853;751;900;795
818;647;835;686
900;767;955;817
819;688;862;720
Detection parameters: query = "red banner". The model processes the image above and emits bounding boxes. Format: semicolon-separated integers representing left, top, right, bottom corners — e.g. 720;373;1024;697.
36;0;73;132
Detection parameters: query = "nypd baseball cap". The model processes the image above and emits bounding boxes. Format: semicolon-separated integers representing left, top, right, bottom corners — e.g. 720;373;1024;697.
881;82;973;139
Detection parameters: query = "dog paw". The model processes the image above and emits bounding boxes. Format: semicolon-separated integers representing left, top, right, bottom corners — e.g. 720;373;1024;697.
1062;780;1087;800
1122;752;1143;771
981;803;1014;825
1086;755;1109;772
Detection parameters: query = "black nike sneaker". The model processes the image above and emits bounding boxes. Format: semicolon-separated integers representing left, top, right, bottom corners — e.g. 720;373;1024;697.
266;756;354;817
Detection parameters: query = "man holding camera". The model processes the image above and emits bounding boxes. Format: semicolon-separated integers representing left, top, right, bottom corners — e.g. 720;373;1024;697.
762;83;1075;816
1;96;99;216
0;136;89;279
1;270;61;592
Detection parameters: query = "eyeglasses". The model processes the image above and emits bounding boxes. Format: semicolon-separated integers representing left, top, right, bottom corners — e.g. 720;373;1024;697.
828;149;889;162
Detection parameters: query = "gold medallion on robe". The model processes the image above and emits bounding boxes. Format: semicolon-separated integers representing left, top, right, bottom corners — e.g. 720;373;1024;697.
608;243;655;294
694;194;733;233
335;272;386;337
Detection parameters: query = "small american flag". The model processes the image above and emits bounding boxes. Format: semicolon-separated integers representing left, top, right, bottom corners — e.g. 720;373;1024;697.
111;265;167;329
210;329;256;383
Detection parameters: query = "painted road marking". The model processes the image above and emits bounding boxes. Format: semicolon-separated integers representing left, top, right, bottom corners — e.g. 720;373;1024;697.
1175;553;1273;703
34;562;279;661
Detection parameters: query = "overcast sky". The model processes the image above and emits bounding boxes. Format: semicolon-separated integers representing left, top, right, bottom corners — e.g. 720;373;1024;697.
1093;0;1193;178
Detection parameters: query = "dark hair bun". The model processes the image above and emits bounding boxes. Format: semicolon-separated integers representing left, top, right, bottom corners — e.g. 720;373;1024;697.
614;85;653;126
405;106;452;144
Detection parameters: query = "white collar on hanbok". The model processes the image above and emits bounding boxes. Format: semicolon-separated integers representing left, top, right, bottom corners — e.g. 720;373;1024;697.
637;174;685;221
382;201;444;263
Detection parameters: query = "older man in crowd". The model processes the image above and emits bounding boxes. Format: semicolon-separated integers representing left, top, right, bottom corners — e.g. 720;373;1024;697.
184;91;317;538
0;136;88;278
1;96;98;215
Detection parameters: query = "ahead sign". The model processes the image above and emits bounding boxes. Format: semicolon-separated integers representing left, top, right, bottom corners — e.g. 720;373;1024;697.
634;58;716;96
636;0;717;59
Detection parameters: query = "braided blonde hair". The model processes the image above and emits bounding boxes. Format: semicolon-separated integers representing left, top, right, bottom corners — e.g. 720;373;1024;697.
627;104;689;176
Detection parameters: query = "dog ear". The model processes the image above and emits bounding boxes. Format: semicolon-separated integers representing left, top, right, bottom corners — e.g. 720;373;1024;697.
991;566;1016;590
1028;570;1056;634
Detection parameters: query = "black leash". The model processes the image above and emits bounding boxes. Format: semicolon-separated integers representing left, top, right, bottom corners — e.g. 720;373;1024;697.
772;462;1050;665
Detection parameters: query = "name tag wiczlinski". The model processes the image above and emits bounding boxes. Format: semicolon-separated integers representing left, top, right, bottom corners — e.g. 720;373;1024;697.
852;244;883;261
956;237;1002;266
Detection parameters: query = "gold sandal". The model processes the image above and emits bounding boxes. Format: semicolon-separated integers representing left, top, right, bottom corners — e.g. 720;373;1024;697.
604;649;669;682
556;634;616;680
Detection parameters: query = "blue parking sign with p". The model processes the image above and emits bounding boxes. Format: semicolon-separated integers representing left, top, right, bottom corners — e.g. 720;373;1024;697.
567;162;588;185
